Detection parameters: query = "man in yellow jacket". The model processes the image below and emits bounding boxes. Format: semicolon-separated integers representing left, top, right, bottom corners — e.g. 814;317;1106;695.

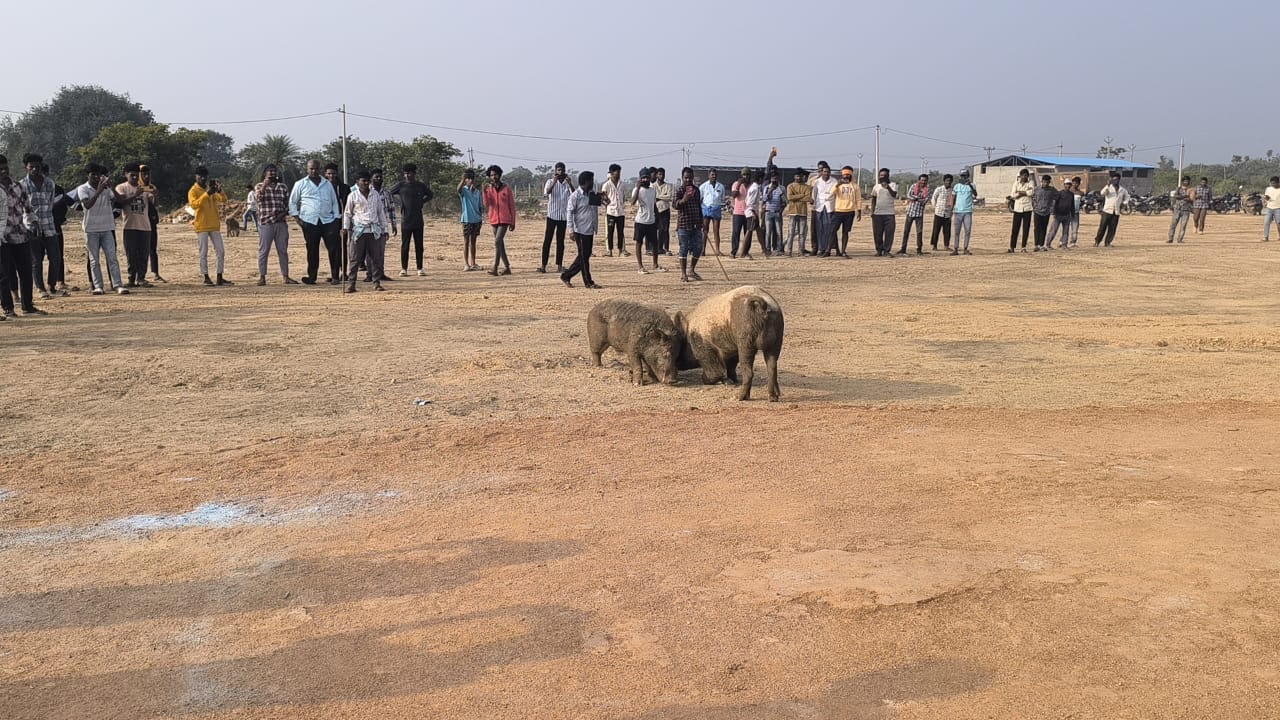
188;166;233;286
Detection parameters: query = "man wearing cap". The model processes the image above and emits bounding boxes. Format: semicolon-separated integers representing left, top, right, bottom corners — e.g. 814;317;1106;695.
1047;177;1076;250
785;168;810;256
254;164;297;285
869;168;897;258
1009;168;1034;253
699;169;726;256
541;162;572;273
950;170;977;255
1094;172;1128;247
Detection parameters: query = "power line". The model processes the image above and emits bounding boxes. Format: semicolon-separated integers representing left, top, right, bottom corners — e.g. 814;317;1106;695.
164;110;338;126
472;148;681;166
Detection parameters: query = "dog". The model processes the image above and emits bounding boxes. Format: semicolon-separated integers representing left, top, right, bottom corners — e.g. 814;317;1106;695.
225;217;241;237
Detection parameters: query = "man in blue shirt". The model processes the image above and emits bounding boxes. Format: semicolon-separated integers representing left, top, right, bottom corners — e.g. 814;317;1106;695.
950;169;978;256
289;159;343;284
699;169;726;257
458;169;483;271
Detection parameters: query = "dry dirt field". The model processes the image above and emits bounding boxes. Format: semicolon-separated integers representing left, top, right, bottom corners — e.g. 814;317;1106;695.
2;210;1280;719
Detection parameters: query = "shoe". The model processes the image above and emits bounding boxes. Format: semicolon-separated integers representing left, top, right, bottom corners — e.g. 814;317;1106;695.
536;266;547;273
465;265;476;272
486;269;498;276
284;277;299;285
638;268;649;275
380;275;392;282
92;288;105;295
586;283;604;289
257;276;267;286
1167;239;1174;244
38;290;51;300
654;266;668;273
1;310;13;318
344;285;356;293
606;251;613;257
117;287;130;295
1177;240;1184;244
1094;241;1101;247
1021;248;1029;253
916;251;927;256
500;267;512;276
374;282;385;291
216;275;233;286
140;280;154;287
301;277;316;285
21;306;46;315
399;269;409;277
621;251;631;257
57;288;68;297
950;250;959;256
417;269;426;276
152;274;166;283
689;271;703;281
897;251;909;256
561;277;573;288
327;278;340;285
963;249;973;255
362;276;373;283
203;275;214;286
557;265;566;273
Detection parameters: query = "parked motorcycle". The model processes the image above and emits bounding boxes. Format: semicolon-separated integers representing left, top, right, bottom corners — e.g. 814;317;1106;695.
1212;193;1241;214
1244;192;1264;215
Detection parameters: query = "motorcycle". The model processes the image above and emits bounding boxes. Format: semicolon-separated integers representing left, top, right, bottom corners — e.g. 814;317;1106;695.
1212;193;1241;214
1243;192;1264;215
1135;194;1170;215
1080;191;1103;214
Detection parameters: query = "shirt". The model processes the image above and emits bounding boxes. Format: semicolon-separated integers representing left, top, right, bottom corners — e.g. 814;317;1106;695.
675;183;702;230
459;184;483;224
744;182;761;218
786;182;810;216
332;181;351;213
931;186;954;218
115;183;154;232
870;183;897;216
699;181;725;212
906;182;930;218
632;185;656;225
246;189;257;211
653;181;673;214
342;187;390;236
812;176;838;213
763;184;786;214
544;177;573;222
567;187;598;235
387;180;433;229
289;177;341;225
1100;184;1130;215
188;183;226;233
21;176;57;236
1265;186;1280;211
1052;188;1076;216
1011;179;1035;213
1032;186;1056;216
372;183;397;227
483;182;517;227
953;182;977;214
254;180;291;224
731;180;751;215
602;178;625;217
69;182;118;233
0;179;31;245
833;182;862;214
1192;186;1212;209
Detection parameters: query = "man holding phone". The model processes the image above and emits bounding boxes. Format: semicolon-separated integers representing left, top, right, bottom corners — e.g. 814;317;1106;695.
189;166;232;286
869;168;898;257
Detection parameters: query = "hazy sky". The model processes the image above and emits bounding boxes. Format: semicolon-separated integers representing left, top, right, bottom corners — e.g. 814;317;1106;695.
6;0;1271;176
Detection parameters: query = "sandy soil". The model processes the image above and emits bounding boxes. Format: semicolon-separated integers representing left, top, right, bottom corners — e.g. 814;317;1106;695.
2;210;1279;719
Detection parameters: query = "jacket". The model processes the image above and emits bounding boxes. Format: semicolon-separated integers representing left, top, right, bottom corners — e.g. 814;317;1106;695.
188;183;226;233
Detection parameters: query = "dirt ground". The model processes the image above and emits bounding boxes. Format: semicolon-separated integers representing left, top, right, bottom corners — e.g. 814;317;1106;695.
2;209;1279;719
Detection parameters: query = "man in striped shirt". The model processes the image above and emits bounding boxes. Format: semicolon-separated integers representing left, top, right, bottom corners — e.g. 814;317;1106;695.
899;174;930;255
254;164;297;285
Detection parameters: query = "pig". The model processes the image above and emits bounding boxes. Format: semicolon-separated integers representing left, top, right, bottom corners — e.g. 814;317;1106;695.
586;299;681;386
674;285;784;401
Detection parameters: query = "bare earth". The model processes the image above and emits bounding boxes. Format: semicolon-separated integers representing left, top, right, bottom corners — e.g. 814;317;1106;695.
2;211;1279;719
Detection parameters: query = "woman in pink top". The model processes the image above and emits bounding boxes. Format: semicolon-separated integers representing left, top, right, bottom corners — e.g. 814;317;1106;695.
483;165;517;276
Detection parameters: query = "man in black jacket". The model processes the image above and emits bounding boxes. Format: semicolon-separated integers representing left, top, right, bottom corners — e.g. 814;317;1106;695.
388;163;434;276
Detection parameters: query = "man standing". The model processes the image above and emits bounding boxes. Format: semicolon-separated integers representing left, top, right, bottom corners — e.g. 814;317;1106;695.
1168;176;1193;244
458;169;483;271
483;165;516;276
1068;177;1084;247
341;170;389;293
730;168;752;259
242;184;258;232
1047;177;1076;249
869;168;897;258
950;169;977;255
140;164;163;283
699;169;725;256
1032;174;1056;252
189;167;232;286
387;163;433;276
653;167;673;255
762;170;786;255
900;173;930;255
1264;176;1280;242
674;166;704;282
631;168;662;273
562;170;602;289
1192;177;1212;234
1094;172;1129;247
0;155;41;318
541;162;572;273
602;163;628;256
1009;168;1033;253
254;164;297;285
368;169;397;283
785;167;810;256
289;159;343;284
930;174;954;251
832;167;862;257
21;154;64;299
115;163;155;286
324;164;351;213
811;162;838;256
68;164;127;295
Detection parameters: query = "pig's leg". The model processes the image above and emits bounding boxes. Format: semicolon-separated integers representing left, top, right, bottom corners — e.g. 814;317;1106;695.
588;324;607;366
764;352;780;401
628;350;647;385
736;344;756;401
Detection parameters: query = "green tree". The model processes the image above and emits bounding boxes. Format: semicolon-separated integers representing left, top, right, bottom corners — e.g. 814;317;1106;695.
0;86;153;175
238;134;305;183
69;123;219;209
316;135;467;211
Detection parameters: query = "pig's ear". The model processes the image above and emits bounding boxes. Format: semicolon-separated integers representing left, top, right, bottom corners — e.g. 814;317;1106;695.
673;311;686;330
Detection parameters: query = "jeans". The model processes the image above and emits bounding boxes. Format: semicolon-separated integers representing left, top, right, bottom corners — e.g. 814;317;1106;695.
764;211;783;253
1047;215;1072;247
656;209;671;253
1193;207;1208;232
1033;213;1050;248
1264;208;1280;241
786;215;807;254
677;228;703;259
542;218;566;268
0;242;33;312
606;214;626;253
730;214;751;256
346;232;377;288
491;224;511;272
301;219;342;281
952;213;973;250
28;233;61;292
197;231;226;276
122;229;149;283
85;231;123;291
1169;209;1191;243
242;209;258;231
871;214;896;254
1009;211;1031;249
1069;212;1080;245
1095;212;1120;245
401;223;424;270
816;210;835;254
148;224;160;275
900;215;925;252
257;221;290;277
931;214;951;248
563;233;594;285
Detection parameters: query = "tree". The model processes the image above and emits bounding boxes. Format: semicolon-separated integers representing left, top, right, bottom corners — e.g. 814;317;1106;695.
69;123;219;208
238;134;305;183
501;166;534;188
1095;145;1126;159
315;135;467;211
0;86;153;175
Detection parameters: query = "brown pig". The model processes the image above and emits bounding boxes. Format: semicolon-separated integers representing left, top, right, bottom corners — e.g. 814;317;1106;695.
587;299;681;386
674;285;784;401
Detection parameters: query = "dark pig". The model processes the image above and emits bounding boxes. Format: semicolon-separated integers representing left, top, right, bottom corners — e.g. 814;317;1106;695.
674;285;784;401
586;299;681;386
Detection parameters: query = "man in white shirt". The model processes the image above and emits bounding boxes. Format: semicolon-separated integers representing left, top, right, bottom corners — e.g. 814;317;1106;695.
1263;176;1280;242
811;162;839;256
1093;172;1129;247
341;169;390;293
736;171;762;259
541;162;572;273
699;169;726;256
602;163;628;256
630;168;663;273
69;163;128;296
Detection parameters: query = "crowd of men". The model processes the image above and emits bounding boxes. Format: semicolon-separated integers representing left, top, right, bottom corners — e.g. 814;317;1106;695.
4;148;1280;315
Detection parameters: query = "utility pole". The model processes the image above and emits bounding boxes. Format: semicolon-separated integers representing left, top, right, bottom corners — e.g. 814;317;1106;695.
874;125;881;179
1020;144;1028;155
1128;143;1137;163
857;153;864;191
467;147;474;167
1104;136;1114;158
919;155;925;176
1058;143;1064;157
983;146;995;161
1177;138;1184;183
339;104;348;184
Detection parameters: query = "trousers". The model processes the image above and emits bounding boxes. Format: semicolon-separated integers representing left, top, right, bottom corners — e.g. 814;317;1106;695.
563;233;594;285
542;218;566;268
872;214;896;254
901;215;925;252
931;214;951;248
197;231;226;275
301;219;342;281
1169;209;1191;243
257;221;290;277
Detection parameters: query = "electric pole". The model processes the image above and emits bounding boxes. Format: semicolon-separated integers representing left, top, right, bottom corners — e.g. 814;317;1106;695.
1128;144;1137;163
339;104;348;184
983;146;995;161
874;125;881;179
1104;136;1114;158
